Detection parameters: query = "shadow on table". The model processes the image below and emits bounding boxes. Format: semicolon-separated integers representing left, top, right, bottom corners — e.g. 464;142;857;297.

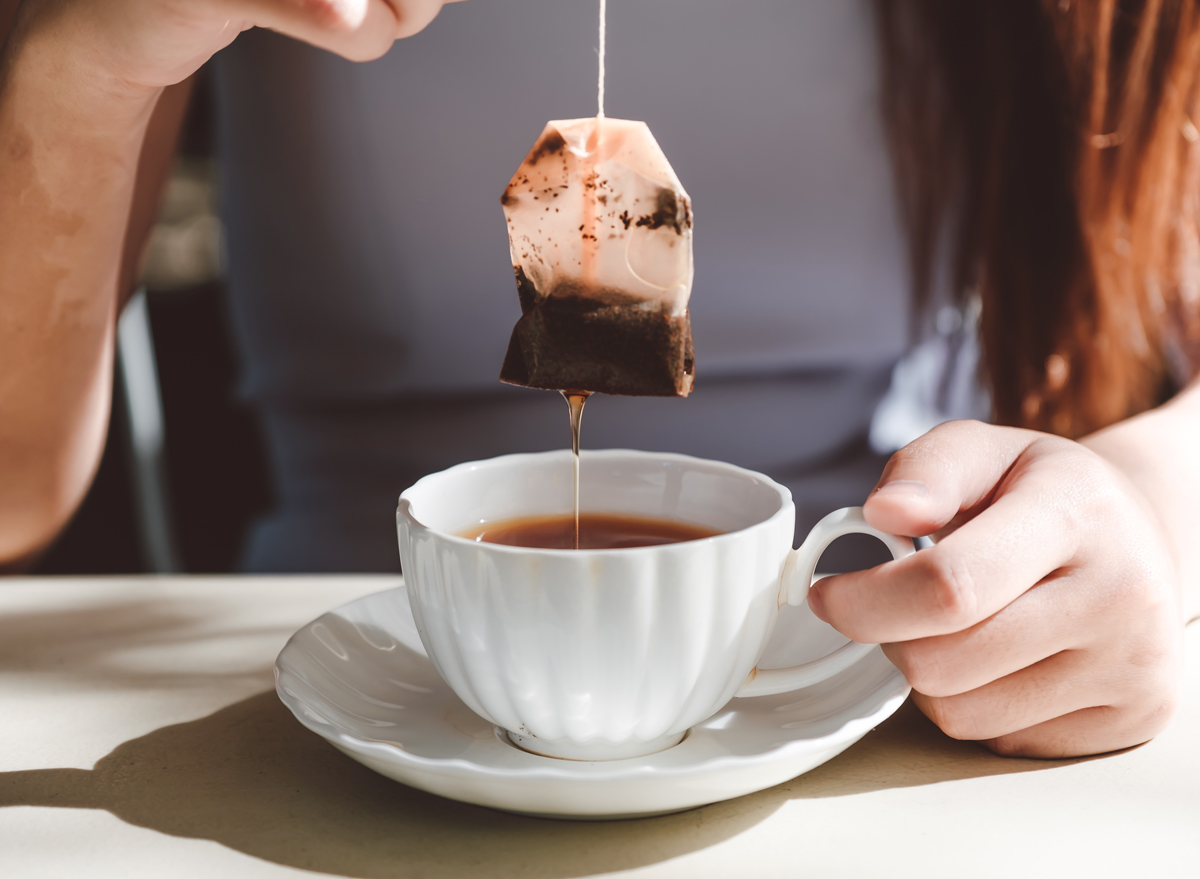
0;595;290;689
776;697;1089;800
0;688;1085;879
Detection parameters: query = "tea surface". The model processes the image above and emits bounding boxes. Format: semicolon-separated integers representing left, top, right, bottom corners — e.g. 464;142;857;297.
461;513;721;550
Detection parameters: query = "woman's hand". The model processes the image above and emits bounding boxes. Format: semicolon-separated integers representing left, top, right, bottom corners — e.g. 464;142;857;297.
16;0;467;94
0;0;467;568
808;419;1185;758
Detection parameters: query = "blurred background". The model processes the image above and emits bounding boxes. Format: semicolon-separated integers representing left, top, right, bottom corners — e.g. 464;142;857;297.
34;68;273;575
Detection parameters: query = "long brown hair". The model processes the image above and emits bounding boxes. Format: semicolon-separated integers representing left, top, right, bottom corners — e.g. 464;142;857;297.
876;0;1200;437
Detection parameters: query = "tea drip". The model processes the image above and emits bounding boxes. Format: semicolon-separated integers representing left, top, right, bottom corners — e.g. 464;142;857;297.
561;390;590;549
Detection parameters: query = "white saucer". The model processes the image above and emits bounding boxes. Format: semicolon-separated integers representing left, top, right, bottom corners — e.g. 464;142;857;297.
275;584;909;819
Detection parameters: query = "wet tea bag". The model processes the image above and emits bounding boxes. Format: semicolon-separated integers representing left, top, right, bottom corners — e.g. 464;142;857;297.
499;117;695;397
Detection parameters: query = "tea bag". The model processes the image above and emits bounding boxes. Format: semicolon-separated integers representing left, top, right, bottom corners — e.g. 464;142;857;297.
499;117;695;397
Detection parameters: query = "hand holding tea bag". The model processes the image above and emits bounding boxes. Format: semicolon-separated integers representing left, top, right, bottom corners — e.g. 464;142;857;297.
499;117;695;396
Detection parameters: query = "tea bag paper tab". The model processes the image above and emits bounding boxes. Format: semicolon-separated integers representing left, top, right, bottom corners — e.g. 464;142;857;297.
500;117;695;397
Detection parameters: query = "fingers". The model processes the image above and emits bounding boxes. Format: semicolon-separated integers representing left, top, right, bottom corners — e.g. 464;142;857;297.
862;420;1038;538
811;430;1095;643
811;420;1184;759
383;0;451;39
811;493;1078;643
243;0;448;61
880;570;1086;697
882;547;1178;698
983;702;1175;758
248;0;399;60
910;649;1103;742
900;587;1180;755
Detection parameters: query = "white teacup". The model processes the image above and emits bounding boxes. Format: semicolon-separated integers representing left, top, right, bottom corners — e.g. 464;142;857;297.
396;449;913;762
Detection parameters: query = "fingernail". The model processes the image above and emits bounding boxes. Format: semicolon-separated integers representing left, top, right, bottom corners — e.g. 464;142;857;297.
807;586;828;623
874;479;929;500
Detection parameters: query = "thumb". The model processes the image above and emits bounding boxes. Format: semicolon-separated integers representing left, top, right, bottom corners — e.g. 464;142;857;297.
248;0;450;62
863;420;1039;538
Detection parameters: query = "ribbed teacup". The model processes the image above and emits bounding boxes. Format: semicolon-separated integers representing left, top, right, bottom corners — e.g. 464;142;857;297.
396;449;912;761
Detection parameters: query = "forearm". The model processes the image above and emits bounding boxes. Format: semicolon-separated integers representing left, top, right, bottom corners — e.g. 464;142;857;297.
0;17;160;566
1083;380;1200;623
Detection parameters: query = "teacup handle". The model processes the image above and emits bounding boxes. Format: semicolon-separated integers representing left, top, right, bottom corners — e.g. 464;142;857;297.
735;506;915;698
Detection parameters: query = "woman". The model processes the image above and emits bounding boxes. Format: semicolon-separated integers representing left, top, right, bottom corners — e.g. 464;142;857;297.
0;0;1196;760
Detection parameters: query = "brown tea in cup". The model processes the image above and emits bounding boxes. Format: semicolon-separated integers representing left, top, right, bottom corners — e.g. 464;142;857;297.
460;513;721;550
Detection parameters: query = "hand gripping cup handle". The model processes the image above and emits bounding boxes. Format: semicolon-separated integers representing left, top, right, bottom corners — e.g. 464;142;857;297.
736;507;916;698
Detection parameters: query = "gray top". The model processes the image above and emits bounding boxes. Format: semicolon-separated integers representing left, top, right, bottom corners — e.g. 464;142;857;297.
213;0;913;572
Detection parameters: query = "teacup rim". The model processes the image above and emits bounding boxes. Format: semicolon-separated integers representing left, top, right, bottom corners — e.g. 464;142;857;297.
396;448;794;556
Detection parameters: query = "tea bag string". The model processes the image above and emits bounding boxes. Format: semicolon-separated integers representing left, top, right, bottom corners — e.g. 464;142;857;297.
597;0;607;119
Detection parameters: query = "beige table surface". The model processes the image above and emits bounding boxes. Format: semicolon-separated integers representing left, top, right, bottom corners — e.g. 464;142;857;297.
0;575;1197;879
